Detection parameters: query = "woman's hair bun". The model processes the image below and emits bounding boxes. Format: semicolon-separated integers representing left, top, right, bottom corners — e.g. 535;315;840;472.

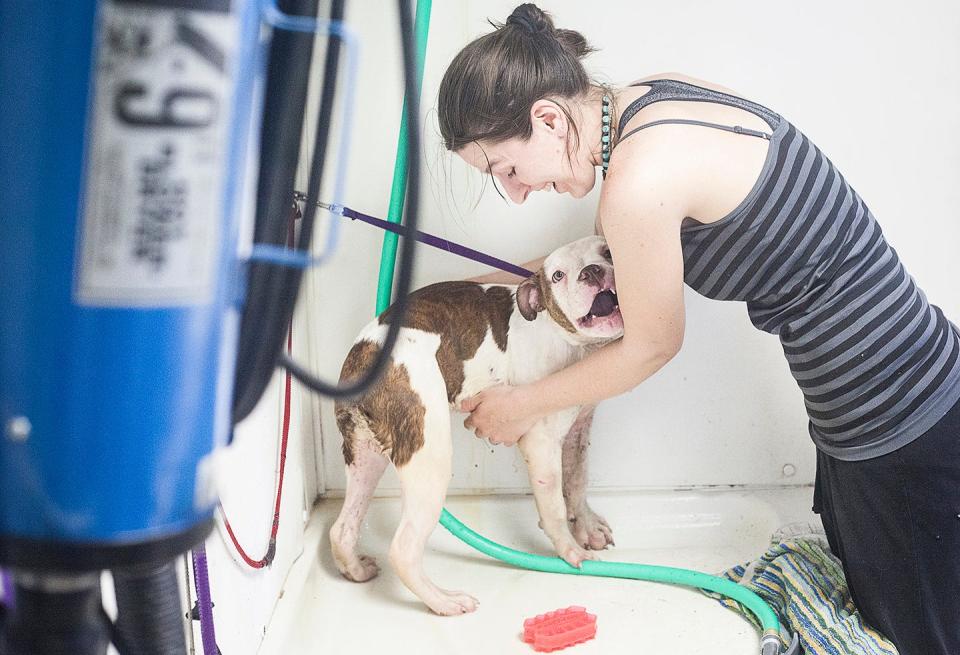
503;4;594;59
505;3;553;35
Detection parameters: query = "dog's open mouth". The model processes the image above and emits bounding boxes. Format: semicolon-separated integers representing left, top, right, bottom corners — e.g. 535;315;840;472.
579;288;620;328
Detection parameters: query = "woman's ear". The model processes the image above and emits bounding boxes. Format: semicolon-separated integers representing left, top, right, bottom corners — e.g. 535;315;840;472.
530;99;567;138
516;273;544;321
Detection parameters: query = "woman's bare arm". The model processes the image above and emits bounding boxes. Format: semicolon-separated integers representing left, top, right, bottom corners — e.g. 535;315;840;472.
462;134;694;442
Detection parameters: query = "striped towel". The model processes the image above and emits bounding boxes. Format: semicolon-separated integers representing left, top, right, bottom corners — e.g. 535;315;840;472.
708;523;898;654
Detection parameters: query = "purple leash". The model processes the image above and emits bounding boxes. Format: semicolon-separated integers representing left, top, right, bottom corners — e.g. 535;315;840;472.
301;196;535;279
191;545;218;655
1;568;12;610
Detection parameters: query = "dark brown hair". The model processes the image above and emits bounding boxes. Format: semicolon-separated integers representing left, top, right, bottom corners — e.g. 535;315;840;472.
437;3;595;153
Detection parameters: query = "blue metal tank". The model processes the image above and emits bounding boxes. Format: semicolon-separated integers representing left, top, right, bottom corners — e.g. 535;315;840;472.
0;0;263;569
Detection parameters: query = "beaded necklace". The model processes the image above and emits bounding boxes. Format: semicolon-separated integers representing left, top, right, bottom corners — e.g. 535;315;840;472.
601;94;612;179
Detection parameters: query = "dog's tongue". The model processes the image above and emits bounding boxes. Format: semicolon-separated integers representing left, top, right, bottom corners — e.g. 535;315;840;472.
589;290;617;317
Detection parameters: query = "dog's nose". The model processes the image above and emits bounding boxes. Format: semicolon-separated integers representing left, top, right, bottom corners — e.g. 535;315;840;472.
579;264;603;285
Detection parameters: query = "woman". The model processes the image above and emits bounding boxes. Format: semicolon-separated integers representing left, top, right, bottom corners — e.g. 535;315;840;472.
438;4;960;654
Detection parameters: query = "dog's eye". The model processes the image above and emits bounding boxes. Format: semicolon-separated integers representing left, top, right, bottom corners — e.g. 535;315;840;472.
601;247;612;260
551;270;565;283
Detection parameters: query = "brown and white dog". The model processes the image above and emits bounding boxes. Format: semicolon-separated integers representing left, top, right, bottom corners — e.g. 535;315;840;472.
330;235;623;615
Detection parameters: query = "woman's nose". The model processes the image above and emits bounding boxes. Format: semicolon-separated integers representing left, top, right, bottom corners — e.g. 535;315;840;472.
499;175;528;204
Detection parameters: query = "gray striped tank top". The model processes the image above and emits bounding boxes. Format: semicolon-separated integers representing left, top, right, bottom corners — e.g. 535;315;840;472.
618;79;960;461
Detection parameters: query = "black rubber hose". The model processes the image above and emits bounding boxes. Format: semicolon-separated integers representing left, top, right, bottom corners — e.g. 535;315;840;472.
231;0;323;424
1;573;109;655
112;562;185;655
276;0;422;400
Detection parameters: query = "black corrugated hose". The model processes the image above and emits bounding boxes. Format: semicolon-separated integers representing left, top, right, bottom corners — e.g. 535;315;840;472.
231;0;323;424
233;0;424;417
0;573;108;655
275;0;423;399
111;563;185;655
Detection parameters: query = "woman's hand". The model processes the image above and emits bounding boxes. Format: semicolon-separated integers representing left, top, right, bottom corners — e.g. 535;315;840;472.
461;385;542;446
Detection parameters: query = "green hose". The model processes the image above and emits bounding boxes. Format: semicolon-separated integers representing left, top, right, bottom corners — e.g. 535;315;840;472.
372;0;782;647
441;510;780;630
376;0;433;311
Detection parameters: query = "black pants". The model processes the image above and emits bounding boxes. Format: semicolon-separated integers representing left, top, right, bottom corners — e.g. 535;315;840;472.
814;398;960;655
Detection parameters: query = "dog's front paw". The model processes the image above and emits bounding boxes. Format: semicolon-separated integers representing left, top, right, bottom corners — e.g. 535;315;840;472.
556;539;599;569
569;505;614;550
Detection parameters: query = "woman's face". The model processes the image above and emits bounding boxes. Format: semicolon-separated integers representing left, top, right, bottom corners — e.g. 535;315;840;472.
455;99;598;204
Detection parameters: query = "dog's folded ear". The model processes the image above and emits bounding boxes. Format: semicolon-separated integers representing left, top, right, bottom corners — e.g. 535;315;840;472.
516;273;544;321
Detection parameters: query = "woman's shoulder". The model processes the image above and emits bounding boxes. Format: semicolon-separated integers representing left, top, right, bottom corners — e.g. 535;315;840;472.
601;72;744;223
629;72;742;97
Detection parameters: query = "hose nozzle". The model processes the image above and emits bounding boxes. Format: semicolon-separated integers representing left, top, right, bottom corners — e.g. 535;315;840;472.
760;630;801;655
760;631;780;655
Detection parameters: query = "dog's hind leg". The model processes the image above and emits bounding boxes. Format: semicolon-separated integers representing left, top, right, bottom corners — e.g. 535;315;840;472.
330;430;389;583
389;399;478;616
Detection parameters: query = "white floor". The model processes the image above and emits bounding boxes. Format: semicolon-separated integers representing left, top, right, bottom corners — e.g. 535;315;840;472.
261;487;818;655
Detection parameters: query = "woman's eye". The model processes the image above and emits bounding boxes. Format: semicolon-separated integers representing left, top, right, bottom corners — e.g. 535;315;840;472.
507;167;516;179
551;270;565;283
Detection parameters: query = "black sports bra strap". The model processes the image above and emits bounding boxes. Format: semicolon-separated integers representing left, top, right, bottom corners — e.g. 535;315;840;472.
617;78;781;136
618;118;771;146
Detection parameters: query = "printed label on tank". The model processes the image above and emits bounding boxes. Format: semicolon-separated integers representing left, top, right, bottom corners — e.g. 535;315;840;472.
76;0;238;306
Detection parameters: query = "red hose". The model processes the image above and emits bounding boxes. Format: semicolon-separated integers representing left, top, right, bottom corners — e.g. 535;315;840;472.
218;212;297;569
218;329;291;569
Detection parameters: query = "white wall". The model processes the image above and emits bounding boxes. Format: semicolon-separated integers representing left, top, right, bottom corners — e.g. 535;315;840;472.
308;0;960;495
191;307;316;653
